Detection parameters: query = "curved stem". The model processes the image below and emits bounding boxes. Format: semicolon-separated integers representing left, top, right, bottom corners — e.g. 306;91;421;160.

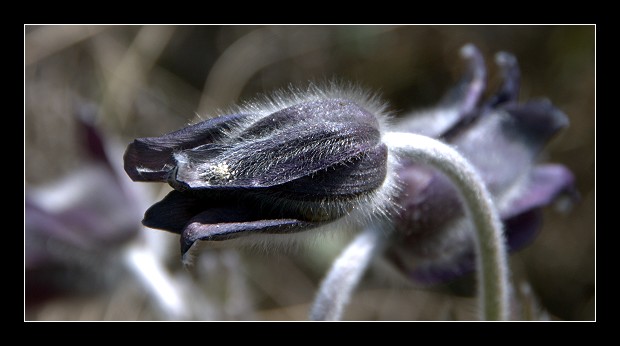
383;132;510;321
309;226;387;321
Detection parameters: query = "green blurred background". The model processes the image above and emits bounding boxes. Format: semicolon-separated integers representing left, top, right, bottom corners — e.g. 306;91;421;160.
25;25;595;321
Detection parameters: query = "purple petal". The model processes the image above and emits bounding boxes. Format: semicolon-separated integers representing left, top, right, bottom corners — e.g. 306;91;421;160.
393;207;541;283
239;98;380;139
123;113;250;182
387;210;542;285
502;99;569;148
409;253;476;285
392;164;464;243
503;209;543;252
142;190;324;257
385;164;477;285
484;51;521;108
502;164;577;219
264;142;387;197
385;163;573;285
181;212;318;256
385;240;476;286
438;44;486;115
446;100;569;199
172;100;383;189
397;44;486;137
142;190;217;234
383;47;575;287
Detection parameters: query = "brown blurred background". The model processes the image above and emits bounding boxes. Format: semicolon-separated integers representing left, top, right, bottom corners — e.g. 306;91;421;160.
24;25;594;321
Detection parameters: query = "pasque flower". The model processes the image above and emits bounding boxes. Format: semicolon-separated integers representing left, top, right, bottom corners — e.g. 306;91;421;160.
124;87;398;259
383;45;577;285
124;44;576;320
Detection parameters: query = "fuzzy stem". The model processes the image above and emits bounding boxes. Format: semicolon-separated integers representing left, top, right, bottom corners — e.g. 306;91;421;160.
309;226;387;321
383;132;510;321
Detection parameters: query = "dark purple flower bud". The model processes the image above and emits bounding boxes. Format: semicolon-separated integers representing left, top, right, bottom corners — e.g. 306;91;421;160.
384;46;578;285
124;87;397;259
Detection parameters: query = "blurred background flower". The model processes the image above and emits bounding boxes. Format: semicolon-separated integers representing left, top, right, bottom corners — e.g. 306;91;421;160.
384;45;577;288
25;25;594;320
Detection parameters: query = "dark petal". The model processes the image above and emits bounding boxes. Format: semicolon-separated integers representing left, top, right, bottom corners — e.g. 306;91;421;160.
181;211;319;257
386;164;570;285
484;51;521;108
173;101;382;189
398;206;540;283
502;99;570;147
123;113;251;182
238;99;381;140
396;44;486;137
387;210;542;285
502;164;577;219
248;144;389;222
142;190;216;234
446;100;568;199
438;44;486;114
142;191;325;258
275;143;388;197
385;243;476;286
503;209;543;252
409;253;476;285
392;164;464;242
143;188;327;237
384;163;476;285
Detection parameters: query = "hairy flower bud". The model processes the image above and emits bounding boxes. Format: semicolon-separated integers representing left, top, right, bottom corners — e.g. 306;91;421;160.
124;85;397;259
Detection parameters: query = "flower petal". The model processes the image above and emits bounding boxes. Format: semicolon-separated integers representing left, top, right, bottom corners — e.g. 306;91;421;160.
502;164;577;219
143;189;326;237
387;210;543;285
123;113;251;182
141;190;208;234
385;238;476;285
501;99;570;149
172;100;383;189
267;142;388;197
503;209;543;252
397;44;486;137
395;207;542;283
484;51;520;108
392;164;464;241
446;100;569;200
181;212;318;257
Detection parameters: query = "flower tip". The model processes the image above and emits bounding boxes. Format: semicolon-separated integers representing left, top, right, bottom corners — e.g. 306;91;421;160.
494;51;517;67
459;43;478;59
547;165;580;214
123;139;173;182
503;99;570;140
459;44;485;78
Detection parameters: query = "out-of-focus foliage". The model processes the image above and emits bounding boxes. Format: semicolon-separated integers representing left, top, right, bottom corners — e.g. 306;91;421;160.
25;25;594;321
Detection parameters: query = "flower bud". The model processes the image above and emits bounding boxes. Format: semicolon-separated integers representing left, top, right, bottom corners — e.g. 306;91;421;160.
124;86;397;258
